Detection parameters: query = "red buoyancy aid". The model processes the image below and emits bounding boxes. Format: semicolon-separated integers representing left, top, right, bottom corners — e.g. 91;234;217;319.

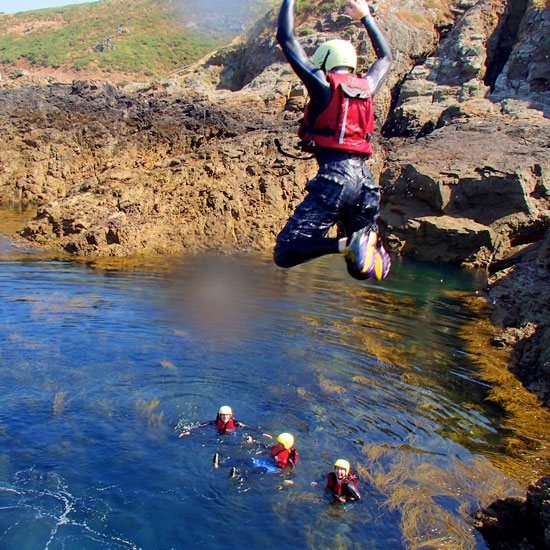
299;72;374;156
327;471;359;498
270;443;299;468
216;416;237;434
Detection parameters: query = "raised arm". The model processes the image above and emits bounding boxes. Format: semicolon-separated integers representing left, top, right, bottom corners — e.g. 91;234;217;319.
276;0;331;102
347;0;392;96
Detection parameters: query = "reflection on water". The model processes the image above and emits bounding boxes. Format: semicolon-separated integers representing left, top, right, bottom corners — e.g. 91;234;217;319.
0;208;529;550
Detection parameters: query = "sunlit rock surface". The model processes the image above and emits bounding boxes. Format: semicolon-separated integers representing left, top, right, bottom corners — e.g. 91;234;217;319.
379;116;550;268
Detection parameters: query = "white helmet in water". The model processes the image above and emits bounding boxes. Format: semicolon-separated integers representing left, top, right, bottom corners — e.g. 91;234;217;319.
312;40;357;73
334;458;351;475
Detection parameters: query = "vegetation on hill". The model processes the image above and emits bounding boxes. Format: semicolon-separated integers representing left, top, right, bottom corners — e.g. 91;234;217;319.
0;0;273;78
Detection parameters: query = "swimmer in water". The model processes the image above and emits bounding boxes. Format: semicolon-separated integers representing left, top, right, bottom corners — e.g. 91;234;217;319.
178;405;247;437
326;459;362;502
179;406;269;472
230;432;298;481
270;432;299;469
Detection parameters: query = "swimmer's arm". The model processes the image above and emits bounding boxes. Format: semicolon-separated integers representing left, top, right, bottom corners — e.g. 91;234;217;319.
346;481;363;501
178;420;213;437
310;476;324;487
324;480;346;502
245;431;274;444
348;0;392;96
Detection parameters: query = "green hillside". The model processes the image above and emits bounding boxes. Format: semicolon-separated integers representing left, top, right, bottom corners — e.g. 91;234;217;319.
0;0;273;78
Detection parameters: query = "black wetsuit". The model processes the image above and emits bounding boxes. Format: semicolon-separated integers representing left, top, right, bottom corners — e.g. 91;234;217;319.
274;0;392;279
326;471;362;502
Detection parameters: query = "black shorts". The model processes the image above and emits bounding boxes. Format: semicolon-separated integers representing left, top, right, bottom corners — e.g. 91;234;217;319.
276;150;380;244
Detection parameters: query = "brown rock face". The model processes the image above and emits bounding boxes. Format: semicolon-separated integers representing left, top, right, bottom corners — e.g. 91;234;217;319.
488;230;550;406
379;116;550;268
386;0;507;137
0;81;316;256
474;474;550;549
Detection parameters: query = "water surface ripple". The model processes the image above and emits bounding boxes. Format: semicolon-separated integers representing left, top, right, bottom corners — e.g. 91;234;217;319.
0;235;517;549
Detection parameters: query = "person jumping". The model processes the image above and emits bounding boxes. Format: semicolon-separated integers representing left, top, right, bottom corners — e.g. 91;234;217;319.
275;0;393;280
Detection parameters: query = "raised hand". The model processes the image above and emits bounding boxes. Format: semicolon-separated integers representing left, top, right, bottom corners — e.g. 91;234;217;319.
346;0;372;20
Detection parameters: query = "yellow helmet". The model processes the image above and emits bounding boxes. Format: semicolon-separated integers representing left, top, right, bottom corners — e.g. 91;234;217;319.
334;459;350;474
277;432;295;449
312;40;357;73
218;406;233;416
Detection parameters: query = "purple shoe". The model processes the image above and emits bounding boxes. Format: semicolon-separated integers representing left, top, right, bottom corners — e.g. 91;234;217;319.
345;228;391;280
344;227;376;275
369;239;391;281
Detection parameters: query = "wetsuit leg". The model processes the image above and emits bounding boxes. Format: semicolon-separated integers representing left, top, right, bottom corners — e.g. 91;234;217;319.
274;176;345;268
340;166;381;280
274;154;381;276
343;176;380;236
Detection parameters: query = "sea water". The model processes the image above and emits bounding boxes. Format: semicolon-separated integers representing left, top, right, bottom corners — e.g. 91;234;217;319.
0;209;517;549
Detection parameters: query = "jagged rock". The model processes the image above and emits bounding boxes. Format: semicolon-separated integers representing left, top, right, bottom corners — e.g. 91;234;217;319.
0;82;318;256
488;230;550;405
94;37;114;52
474;475;550;549
387;214;496;265
388;0;506;136
490;2;550;116
380;116;550;268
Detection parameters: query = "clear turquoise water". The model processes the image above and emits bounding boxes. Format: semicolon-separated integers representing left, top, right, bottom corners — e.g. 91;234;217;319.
0;224;514;549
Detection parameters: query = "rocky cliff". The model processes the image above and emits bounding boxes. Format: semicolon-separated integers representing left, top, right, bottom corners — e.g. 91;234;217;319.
0;80;314;256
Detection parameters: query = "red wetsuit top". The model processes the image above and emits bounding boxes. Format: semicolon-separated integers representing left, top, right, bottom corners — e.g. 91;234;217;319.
326;471;362;501
299;72;375;156
270;443;299;468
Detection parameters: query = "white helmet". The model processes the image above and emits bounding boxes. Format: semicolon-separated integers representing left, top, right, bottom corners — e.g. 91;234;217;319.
312;40;357;73
334;458;351;475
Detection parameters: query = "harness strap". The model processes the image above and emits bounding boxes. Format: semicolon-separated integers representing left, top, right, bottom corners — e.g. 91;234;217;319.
275;138;314;160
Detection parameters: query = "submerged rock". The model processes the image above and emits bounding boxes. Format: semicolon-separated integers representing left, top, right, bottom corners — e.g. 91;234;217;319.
488;229;550;407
